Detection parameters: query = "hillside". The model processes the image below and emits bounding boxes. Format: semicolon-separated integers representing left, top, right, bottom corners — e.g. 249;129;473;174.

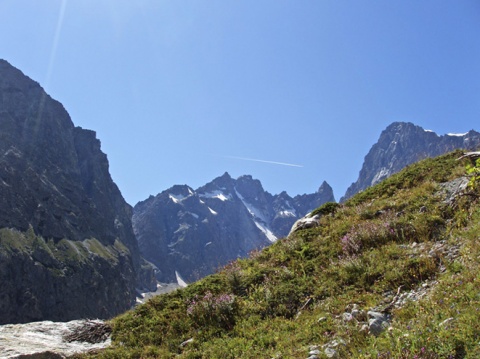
79;150;480;358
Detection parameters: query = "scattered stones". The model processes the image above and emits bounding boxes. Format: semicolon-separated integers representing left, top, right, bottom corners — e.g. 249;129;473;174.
324;347;337;358
367;311;390;336
307;347;321;359
342;312;353;322
306;345;320;358
321;338;345;358
309;348;321;356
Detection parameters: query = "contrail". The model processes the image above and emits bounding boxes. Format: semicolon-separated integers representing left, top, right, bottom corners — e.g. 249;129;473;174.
222;155;304;168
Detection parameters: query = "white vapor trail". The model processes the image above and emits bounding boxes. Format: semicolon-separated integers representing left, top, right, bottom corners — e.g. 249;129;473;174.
222;155;304;168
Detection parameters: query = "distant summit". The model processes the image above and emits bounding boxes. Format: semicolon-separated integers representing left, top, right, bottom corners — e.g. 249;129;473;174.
342;122;480;201
133;175;334;283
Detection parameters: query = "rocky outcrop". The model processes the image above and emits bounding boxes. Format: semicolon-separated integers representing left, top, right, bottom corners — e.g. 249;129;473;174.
0;59;155;324
0;319;111;358
133;173;334;283
342;122;480;201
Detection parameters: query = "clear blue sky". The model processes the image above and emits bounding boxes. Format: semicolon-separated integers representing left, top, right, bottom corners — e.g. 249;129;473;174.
1;1;479;205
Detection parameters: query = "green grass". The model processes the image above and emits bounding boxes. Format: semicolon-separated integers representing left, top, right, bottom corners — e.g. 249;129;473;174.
0;228;131;277
78;151;480;358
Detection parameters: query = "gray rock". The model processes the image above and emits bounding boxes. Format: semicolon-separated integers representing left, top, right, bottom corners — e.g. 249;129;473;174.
133;175;334;282
342;312;353;322
289;214;321;236
367;311;390;336
324;347;338;358
0;319;110;358
0;59;156;324
439;177;469;204
341;122;480;201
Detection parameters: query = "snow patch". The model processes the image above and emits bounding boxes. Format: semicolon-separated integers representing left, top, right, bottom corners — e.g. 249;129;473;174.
174;223;190;234
447;132;467;137
176;271;188;287
169;193;185;204
254;221;278;243
278;210;297;217
371;167;391;186
199;190;231;201
208;207;218;215
235;189;267;222
188;212;199;219
205;242;212;247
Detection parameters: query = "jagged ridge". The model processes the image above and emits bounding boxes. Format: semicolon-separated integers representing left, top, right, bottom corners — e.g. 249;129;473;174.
342;122;480;201
133;173;334;282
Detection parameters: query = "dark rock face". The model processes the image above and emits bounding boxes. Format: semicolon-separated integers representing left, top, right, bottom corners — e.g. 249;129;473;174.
133;173;334;283
342;122;480;201
0;59;155;324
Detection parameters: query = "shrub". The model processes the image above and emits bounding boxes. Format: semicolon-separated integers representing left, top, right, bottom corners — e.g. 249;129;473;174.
466;157;480;190
311;201;340;217
187;292;237;330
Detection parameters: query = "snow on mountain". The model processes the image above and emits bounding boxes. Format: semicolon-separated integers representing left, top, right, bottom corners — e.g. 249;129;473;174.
342;122;480;201
254;221;278;243
199;190;232;201
133;174;334;283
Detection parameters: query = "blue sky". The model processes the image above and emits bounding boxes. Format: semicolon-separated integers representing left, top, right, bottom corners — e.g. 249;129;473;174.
1;1;479;205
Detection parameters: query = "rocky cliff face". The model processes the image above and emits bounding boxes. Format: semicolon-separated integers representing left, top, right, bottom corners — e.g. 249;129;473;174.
0;59;155;324
133;173;334;283
341;122;480;201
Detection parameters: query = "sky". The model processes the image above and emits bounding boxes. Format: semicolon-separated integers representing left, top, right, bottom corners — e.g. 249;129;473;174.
1;1;479;205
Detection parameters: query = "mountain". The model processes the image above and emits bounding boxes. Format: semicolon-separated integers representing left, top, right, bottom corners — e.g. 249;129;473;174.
133;173;334;283
341;122;480;201
98;151;480;358
0;59;155;324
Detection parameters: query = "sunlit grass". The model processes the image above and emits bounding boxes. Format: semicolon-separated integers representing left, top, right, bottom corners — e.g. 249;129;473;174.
78;151;480;358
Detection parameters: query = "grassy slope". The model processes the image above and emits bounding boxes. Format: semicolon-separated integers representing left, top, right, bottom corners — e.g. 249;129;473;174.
83;150;480;358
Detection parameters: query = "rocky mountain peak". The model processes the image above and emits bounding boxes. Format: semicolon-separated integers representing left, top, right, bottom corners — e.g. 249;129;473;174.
341;122;480;201
133;174;334;283
318;180;333;194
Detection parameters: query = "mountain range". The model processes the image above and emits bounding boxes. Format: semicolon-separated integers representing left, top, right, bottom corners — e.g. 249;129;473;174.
133;174;334;283
133;122;480;285
1;58;480;327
